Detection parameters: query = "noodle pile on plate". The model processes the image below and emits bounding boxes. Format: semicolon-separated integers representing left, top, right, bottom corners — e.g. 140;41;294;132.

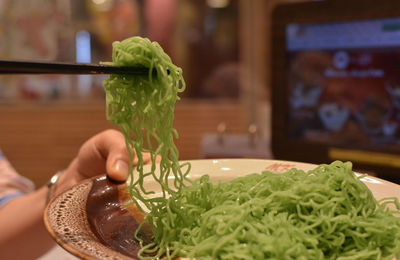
103;37;400;260
151;161;400;260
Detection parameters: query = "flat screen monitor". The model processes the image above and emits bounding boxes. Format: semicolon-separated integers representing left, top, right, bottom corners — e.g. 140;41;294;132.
271;0;400;183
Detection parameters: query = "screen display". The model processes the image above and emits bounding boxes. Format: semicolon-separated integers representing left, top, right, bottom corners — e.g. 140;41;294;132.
286;17;400;152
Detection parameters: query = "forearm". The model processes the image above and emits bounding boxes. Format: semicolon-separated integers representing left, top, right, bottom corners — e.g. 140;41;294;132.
0;186;55;260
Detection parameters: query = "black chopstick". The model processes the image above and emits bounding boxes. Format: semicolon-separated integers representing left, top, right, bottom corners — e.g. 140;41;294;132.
0;59;149;75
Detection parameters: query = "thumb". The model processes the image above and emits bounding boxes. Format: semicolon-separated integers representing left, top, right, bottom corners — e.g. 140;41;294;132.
76;129;131;182
107;152;131;182
101;131;132;182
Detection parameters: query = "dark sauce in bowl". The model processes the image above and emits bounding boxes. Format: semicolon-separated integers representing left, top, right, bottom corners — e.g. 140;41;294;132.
86;177;151;259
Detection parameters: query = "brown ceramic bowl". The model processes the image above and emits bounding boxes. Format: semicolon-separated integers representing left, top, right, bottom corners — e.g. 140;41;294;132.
44;175;145;259
44;159;400;260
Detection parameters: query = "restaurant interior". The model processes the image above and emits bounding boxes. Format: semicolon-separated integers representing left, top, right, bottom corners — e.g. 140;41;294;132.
1;0;400;190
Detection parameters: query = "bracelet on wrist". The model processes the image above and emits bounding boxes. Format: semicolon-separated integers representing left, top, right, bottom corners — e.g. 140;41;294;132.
46;170;63;205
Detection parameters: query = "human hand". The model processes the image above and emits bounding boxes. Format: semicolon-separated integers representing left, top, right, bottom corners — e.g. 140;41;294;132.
55;129;154;196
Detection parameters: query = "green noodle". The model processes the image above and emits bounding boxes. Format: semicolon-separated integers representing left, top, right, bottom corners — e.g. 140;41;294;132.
103;37;400;259
140;161;400;260
102;36;190;213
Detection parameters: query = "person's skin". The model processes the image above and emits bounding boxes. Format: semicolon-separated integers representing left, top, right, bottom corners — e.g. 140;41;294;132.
0;129;154;260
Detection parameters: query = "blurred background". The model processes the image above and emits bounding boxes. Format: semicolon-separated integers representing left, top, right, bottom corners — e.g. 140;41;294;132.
0;0;289;186
2;0;400;187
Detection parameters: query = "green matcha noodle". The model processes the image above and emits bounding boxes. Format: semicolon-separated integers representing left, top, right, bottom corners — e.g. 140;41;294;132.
141;161;400;260
102;36;190;212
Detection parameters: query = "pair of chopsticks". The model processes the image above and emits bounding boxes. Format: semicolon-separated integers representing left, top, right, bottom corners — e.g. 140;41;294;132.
0;59;149;75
